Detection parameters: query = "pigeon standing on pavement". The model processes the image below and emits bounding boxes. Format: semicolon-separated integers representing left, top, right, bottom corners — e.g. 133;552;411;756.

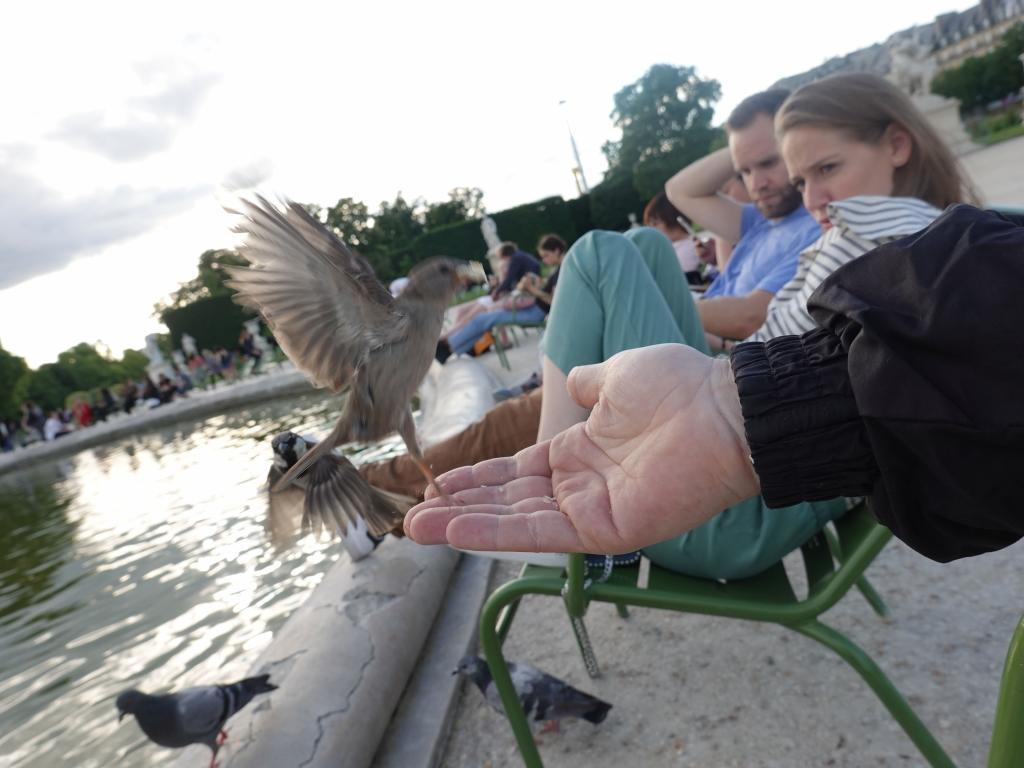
266;430;411;560
454;655;612;731
116;674;277;768
225;196;483;499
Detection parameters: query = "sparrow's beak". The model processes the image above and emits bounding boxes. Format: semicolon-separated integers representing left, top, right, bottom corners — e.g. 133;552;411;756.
457;261;487;285
118;710;126;722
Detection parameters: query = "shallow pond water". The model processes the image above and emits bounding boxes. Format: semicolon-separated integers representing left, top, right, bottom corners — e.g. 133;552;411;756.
0;392;405;767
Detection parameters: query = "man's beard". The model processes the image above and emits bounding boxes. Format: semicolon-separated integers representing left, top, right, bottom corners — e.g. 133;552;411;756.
755;184;803;219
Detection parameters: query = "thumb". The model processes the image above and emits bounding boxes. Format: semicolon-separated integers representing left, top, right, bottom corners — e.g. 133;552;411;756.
566;361;608;409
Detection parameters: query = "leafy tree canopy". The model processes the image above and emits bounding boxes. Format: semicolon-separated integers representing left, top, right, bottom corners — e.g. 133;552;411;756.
0;342;29;420
602;64;723;200
932;23;1024;113
155;249;247;319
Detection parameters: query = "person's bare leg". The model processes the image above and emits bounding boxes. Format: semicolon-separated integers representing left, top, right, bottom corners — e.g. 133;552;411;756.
537;355;589;442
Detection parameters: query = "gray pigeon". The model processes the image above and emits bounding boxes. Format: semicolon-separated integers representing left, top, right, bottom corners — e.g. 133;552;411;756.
266;431;410;560
115;674;277;768
454;655;611;731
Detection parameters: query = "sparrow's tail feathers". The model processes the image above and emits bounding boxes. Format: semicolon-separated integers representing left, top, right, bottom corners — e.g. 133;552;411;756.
364;486;411;538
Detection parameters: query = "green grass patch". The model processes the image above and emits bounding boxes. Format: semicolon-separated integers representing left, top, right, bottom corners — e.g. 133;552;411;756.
980;122;1024;145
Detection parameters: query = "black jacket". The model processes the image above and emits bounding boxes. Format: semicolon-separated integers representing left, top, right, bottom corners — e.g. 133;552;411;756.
731;205;1024;562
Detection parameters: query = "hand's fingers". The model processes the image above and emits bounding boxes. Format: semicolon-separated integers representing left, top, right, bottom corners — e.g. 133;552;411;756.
566;361;608;409
406;498;561;544
424;442;553;500
438;475;554;507
447;509;586;553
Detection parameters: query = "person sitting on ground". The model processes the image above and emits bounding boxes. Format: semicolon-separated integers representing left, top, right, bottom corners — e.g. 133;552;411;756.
239;328;263;369
43;410;71;441
436;235;567;363
404;204;1024;566
642;191;703;284
72;397;93;428
489;241;540;300
667;88;821;342
120;380;139;414
380;73;972;579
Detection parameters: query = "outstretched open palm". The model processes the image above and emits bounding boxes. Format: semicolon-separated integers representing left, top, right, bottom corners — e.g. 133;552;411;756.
404;344;760;554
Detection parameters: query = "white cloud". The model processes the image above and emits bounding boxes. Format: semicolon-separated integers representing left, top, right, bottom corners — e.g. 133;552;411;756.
0;0;980;366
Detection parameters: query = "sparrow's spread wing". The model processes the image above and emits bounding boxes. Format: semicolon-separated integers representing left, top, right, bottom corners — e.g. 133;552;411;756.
225;197;409;392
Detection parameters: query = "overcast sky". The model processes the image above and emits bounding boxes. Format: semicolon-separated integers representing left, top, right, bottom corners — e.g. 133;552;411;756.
0;0;975;367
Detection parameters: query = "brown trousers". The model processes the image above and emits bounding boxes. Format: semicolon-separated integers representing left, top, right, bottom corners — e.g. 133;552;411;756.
360;388;542;499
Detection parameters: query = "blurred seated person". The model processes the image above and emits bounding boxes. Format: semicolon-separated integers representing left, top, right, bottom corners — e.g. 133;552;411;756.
490;241;540;300
121;380;139;414
72;397;93;428
43;410;71;441
643;191;703;285
239;328;263;368
436;235;566;362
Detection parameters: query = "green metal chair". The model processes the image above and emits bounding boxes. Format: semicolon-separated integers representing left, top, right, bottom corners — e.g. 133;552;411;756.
479;503;957;767
491;316;546;370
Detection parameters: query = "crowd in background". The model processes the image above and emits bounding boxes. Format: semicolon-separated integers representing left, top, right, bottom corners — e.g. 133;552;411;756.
0;326;275;452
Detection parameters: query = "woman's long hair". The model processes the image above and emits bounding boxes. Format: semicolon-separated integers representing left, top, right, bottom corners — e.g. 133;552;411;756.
776;73;977;208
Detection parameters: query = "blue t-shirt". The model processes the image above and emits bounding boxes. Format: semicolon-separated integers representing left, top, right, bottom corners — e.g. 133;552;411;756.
703;204;820;299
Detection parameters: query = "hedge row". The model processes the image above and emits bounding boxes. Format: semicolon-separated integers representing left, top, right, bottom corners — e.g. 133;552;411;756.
162;295;257;352
378;189;647;280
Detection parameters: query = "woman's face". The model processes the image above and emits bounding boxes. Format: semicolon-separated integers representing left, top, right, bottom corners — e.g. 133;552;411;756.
781;124;912;231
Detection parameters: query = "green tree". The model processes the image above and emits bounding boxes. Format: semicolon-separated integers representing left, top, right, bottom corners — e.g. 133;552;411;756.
120;349;150;380
602;64;723;200
365;193;425;255
24;365;68;413
423;187;486;230
155;249;248;318
323;197;372;251
932;23;1024;112
0;343;29;420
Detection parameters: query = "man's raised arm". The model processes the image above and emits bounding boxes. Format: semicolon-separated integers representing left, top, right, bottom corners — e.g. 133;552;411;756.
665;147;744;244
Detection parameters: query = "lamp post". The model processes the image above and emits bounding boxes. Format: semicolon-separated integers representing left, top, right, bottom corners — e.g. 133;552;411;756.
559;99;590;195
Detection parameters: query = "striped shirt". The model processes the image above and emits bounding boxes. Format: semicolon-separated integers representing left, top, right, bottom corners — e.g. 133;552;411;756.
748;196;941;342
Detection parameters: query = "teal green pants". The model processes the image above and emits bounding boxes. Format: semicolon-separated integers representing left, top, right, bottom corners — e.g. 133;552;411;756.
545;228;847;580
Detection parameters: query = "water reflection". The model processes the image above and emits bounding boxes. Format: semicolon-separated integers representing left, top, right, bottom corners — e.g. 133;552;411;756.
0;392;402;767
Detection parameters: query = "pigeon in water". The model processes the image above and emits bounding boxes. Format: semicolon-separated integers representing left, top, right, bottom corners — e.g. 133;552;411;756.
116;674;277;768
224;196;485;499
454;655;611;732
265;430;411;560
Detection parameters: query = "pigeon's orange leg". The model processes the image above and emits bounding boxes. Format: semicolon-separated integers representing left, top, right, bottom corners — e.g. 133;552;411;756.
539;719;560;734
217;730;228;745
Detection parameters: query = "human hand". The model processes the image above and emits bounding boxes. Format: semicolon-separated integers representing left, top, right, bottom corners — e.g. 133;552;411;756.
404;344;760;553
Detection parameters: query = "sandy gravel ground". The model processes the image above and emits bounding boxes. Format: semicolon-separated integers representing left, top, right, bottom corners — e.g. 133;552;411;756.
439;535;1024;768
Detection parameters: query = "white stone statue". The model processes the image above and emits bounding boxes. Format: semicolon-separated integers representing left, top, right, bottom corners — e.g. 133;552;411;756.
480;217;501;251
144;333;173;380
181;333;198;358
144;334;165;366
889;36;938;97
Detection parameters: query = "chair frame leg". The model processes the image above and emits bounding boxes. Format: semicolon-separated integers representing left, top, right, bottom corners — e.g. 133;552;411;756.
794;620;955;768
826;527;889;618
481;584;547;767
